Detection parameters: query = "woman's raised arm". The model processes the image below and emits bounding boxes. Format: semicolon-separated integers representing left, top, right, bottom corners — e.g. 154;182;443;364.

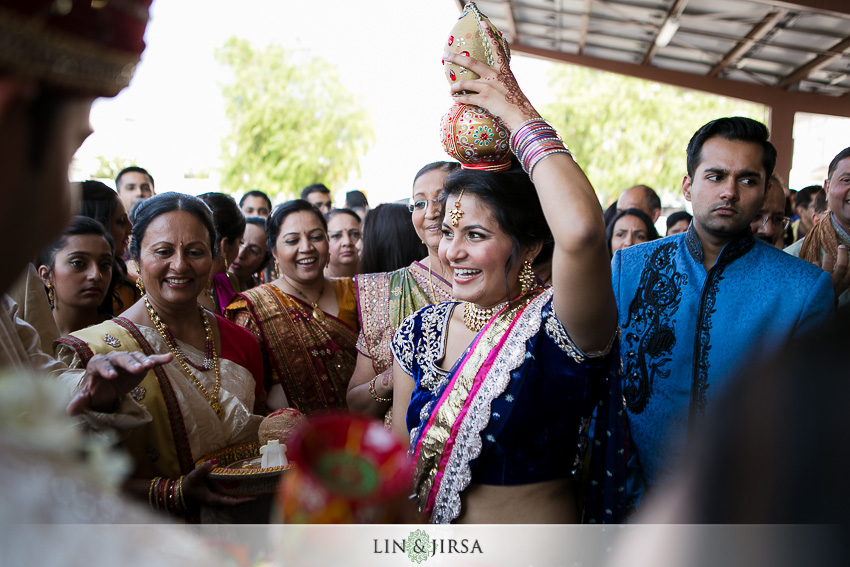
444;23;617;352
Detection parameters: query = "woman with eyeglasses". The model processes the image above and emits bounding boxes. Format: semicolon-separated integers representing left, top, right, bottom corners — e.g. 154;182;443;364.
346;162;460;426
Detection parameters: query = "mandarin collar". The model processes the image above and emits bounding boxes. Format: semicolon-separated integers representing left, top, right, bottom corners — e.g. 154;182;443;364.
684;222;755;269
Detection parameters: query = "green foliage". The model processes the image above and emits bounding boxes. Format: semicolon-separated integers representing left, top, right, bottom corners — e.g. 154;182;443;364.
216;37;374;200
541;65;767;205
92;156;136;181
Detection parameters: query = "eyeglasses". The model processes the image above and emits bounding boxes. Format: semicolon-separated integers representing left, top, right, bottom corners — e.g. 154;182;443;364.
408;198;441;213
758;214;791;230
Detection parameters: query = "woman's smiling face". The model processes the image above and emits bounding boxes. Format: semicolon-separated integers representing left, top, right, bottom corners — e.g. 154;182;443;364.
438;192;523;308
273;210;329;286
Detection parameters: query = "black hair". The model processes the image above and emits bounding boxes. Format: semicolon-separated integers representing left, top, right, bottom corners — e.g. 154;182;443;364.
239;189;273;211
793;185;822;209
115;166;154;189
413;161;461;188
198;192;247;247
300;183;331;199
38;216;115;315
79;180;120;229
38;216;115;272
827;147;850;179
686;117;777;187
606;208;659;256
130;193;217;260
266;199;328;252
665;210;693;233
344;190;369;209
359;203;426;275
440;161;552;292
325;208;362;225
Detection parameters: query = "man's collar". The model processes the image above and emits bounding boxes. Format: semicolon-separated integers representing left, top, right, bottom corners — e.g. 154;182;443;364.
685;222;755;268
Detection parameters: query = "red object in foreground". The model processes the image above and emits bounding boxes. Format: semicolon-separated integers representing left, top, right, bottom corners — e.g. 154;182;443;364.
276;413;410;523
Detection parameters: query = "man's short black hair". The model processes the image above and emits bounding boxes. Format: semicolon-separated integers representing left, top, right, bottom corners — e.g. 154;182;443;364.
686;117;776;188
301;183;330;199
115;166;154;189
239;189;272;211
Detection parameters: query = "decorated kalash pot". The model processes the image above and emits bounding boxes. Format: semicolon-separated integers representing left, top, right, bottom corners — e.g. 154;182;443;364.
440;2;512;171
275;413;410;523
196;408;305;523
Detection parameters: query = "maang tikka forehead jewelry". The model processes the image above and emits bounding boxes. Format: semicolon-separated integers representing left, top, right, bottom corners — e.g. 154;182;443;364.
449;189;465;227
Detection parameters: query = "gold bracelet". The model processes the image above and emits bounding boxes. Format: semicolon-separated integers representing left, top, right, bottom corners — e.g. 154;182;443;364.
369;375;392;404
148;477;159;511
177;475;187;514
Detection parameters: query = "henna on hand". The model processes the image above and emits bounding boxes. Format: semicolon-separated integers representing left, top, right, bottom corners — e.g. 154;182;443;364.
480;23;538;121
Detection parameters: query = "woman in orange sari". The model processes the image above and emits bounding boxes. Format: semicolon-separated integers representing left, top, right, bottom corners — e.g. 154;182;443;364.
227;200;359;414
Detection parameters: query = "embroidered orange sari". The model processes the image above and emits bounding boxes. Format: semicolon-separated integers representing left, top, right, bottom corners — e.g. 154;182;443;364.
227;280;358;414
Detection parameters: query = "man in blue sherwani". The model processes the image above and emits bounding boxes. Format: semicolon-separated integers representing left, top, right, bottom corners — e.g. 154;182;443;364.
612;117;835;488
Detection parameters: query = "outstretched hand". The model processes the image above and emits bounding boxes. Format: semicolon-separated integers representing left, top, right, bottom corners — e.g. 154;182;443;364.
182;460;254;508
820;245;850;299
444;22;539;131
67;351;173;415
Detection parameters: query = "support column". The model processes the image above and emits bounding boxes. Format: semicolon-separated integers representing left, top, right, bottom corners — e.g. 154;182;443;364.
766;99;795;184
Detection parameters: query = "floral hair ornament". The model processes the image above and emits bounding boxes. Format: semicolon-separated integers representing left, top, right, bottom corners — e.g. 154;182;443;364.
449;189;465;227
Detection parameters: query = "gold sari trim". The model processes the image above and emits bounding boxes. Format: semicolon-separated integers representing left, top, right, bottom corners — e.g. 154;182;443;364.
411;291;541;514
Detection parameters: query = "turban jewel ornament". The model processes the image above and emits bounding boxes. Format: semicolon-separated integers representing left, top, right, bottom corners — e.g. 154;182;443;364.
0;0;151;97
439;2;513;172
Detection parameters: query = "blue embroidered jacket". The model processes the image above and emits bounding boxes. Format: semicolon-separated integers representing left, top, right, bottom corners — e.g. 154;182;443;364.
612;224;834;487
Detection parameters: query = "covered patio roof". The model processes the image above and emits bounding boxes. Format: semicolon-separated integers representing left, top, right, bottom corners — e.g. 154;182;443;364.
454;0;850;180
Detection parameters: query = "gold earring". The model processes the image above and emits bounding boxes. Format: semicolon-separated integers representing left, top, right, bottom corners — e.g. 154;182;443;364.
274;260;281;279
47;283;55;309
519;259;535;295
136;277;145;296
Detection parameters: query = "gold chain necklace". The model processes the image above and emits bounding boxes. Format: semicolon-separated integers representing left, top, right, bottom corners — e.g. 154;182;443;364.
285;280;326;322
143;296;223;418
462;300;507;332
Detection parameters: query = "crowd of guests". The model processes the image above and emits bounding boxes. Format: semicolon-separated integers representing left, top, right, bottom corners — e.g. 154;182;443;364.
2;2;849;545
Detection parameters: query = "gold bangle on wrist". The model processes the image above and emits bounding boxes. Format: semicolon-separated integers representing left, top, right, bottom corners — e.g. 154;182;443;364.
369;375;392;404
148;477;161;511
177;475;187;513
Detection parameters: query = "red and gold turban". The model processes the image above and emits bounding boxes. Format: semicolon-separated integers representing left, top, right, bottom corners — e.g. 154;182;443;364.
0;0;151;97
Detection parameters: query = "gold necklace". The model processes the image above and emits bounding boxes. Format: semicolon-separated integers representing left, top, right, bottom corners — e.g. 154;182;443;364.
286;280;326;322
143;296;223;418
462;300;507;332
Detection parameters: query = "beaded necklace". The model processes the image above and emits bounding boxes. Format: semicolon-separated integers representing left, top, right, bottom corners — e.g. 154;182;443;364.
462;300;508;332
143;296;223;418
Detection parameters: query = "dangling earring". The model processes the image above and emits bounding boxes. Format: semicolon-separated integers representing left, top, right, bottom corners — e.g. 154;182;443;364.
136;277;145;296
274;260;281;279
519;259;535;295
47;283;55;310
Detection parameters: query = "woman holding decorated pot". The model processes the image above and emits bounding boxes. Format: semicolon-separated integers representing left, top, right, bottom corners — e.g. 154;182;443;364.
227;200;359;414
346;162;458;425
56;193;265;517
390;19;627;523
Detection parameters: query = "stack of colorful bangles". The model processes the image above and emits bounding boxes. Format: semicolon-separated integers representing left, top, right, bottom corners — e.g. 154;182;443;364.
509;118;573;177
148;476;188;515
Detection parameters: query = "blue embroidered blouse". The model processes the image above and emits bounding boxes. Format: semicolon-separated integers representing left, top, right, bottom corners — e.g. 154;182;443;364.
391;290;629;522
